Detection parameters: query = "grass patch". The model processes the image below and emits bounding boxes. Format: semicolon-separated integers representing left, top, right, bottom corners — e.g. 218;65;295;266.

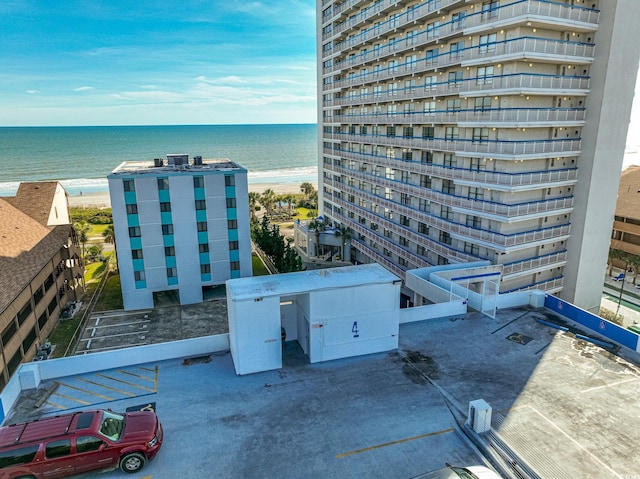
252;254;270;276
85;262;106;283
94;275;124;311
89;224;109;235
48;282;98;358
294;207;314;219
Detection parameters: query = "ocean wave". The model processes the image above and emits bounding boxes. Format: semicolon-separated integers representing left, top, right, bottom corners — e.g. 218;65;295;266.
0;167;318;197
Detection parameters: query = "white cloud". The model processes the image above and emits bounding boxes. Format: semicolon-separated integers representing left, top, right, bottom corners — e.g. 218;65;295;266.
73;86;94;92
26;89;38;94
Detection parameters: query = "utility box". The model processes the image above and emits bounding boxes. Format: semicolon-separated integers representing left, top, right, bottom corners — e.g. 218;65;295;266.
467;399;492;433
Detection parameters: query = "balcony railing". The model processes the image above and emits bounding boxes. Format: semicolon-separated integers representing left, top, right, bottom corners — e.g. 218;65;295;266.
502;251;568;276
331;108;586;126
326;72;590;100
326;33;594;78
324;147;579;189
503;276;564;294
330;132;581;158
325;164;573;246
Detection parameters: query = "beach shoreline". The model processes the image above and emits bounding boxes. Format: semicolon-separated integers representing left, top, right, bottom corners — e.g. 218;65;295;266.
67;181;318;209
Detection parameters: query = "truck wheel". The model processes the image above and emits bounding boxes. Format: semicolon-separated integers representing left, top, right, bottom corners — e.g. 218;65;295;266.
120;452;146;473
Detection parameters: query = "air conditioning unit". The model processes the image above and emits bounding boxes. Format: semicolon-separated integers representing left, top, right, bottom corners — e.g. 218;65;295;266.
467;399;492;433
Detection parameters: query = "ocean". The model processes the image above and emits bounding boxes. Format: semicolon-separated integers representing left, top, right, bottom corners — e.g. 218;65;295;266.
0;124;318;196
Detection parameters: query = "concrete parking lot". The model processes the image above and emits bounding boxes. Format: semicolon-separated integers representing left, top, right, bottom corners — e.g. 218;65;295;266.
8;305;640;478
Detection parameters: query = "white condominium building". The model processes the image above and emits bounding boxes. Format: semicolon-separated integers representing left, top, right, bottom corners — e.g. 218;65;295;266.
108;155;252;311
316;0;640;311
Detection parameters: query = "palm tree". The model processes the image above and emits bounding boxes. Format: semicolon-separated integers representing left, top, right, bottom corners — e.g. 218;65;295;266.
309;218;326;257
300;182;315;200
260;189;277;217
335;225;352;261
283;194;296;217
248;192;261;221
628;254;640;285
103;223;118;270
74;221;90;260
608;248;625;276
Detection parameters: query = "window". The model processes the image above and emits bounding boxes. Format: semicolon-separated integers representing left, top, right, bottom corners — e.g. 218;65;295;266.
200;264;211;274
452;10;467;29
470;157;486;171
479;33;497;54
482;0;500;19
131;249;143;260
450;41;464;58
225;175;235;187
197;221;208;232
199;243;209;253
468;187;484;200
167;267;177;278
134;271;145;281
465;242;480;255
230;261;240;271
386;126;396;137
17;303;32;326
444;154;458;167
445;127;459;141
164;246;176;256
442;179;455;194
447;99;461;111
162;224;174;236
467;215;482;228
472;127;489;143
400;215;410;227
33;286;44;305
399;237;409;247
421;175;432;188
474;97;492;111
45;439;71;459
419;198;430;212
419;222;429;235
1;320;16;347
448;71;463;85
427;21;440;39
403;127;414;138
477;66;494;85
422;127;435;139
226;198;236;208
193;176;204;188
126;204;138;215
195;200;206;210
227;219;238;230
229;241;239;251
128;226;141;238
123;180;135;192
441;206;454;220
77;436;103;453
160;202;171;212
424;101;436;114
440;231;452;245
0;445;38;468
47;297;57;316
44;274;54;291
388;59;398;73
424;75;438;90
157;177;169;190
421;151;433;164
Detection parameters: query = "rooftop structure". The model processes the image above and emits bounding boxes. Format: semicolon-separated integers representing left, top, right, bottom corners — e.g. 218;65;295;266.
316;0;640;313
0;182;83;390
108;154;252;310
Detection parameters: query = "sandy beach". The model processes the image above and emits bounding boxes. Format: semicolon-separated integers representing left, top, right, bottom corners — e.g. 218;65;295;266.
67;181;318;208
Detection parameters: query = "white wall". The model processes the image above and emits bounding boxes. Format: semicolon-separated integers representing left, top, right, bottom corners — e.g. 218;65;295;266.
228;296;282;375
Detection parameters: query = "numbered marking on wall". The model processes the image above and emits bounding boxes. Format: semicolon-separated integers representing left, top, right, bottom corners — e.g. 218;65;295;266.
352;321;359;338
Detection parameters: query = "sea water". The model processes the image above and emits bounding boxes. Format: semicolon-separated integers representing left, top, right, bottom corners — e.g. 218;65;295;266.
0;124;317;196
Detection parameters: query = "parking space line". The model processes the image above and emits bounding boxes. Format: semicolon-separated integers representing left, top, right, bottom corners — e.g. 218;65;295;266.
118;369;156;382
50;392;92;405
57;381;114;401
75;377;137;397
77;342;149;353
80;331;148;341
95;373;156;392
46;400;68;410
335;427;454;458
88;320;151;329
581;377;639;394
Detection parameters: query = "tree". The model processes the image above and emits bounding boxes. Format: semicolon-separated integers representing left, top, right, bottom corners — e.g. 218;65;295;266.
335;225;352;261
608;248;625;276
628;254;640;285
282;194;296;217
74;221;90;260
260;189;277;217
252;216;304;273
309;219;326;257
300;182;315;200
248;192;261;222
103;223;118;270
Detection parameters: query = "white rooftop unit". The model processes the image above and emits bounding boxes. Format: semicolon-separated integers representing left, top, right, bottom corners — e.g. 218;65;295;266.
226;264;401;375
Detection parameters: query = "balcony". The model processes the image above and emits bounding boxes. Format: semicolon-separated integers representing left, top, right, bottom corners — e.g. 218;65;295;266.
331;132;581;159
325;165;573;247
324;147;579;190
502;251;568;278
332;108;586;128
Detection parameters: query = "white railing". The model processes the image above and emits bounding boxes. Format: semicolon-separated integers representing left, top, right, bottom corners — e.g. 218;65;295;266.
502;251;568;276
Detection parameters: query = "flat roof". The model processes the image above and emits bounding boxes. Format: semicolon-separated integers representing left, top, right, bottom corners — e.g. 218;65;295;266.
6;305;640;478
226;263;400;301
108;158;245;177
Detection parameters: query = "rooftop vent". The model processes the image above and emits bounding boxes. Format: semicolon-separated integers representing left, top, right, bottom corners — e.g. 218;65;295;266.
193;155;203;166
153;158;164;167
167;154;189;166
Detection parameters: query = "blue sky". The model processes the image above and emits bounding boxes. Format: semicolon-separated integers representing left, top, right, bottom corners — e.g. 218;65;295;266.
0;0;317;126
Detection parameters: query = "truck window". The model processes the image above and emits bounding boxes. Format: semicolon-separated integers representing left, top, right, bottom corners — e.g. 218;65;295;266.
46;439;71;459
0;445;38;469
77;436;103;453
